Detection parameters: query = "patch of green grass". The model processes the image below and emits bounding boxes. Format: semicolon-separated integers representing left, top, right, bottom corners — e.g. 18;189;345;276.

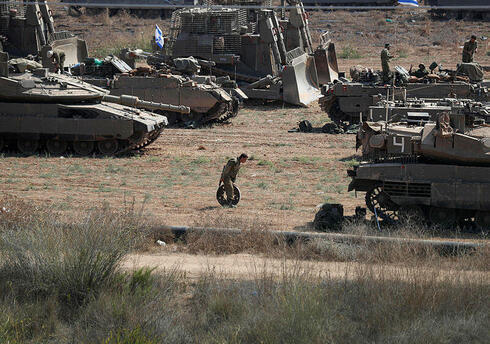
291;156;321;164
68;164;92;175
257;160;275;169
105;164;126;174
256;182;268;190
191;157;211;165
339;46;363;59
398;50;408;58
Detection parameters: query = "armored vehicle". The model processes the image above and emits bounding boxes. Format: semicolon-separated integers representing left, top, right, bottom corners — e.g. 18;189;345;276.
320;78;488;124
367;98;490;123
163;1;338;106
427;0;490;20
74;54;241;127
348;105;490;229
0;52;192;156
0;1;88;66
62;0;197;18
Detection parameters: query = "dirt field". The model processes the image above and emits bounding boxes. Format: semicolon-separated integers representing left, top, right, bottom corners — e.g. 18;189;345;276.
1;5;489;230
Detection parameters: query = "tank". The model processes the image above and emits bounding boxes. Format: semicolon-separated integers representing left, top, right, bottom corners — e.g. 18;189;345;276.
348;104;490;229
61;0;198;18
427;0;490;21
163;2;338;106
0;1;88;66
74;54;241;127
319;77;488;124
367;98;490;123
0;52;192;156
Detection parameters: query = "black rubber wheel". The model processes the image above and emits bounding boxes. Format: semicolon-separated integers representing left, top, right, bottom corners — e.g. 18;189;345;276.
17;138;39;155
46;139;68;155
97;140;119;156
73;141;94;156
216;184;241;207
365;185;399;222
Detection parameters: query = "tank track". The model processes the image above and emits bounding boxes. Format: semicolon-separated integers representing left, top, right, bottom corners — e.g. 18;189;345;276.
0;128;165;157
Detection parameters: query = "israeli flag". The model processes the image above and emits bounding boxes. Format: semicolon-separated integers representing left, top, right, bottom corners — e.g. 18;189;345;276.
155;24;164;49
398;0;419;6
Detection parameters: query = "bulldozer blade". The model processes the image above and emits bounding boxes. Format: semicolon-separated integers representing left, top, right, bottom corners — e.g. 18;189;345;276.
52;37;89;66
314;41;339;84
282;53;321;107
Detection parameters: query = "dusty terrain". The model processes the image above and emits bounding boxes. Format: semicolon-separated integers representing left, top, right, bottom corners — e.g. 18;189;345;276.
1;5;489;231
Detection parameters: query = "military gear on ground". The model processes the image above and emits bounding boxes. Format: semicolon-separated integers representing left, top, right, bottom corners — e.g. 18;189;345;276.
8;58;42;72
380;47;393;83
313;203;344;231
298;120;313;132
462;39;477;63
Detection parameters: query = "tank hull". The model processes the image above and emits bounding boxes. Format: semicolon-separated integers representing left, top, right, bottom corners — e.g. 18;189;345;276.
0;101;168;155
82;75;239;127
349;163;490;228
319;82;487;124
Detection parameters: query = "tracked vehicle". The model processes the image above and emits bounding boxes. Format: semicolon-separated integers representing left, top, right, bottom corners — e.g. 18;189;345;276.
367;98;490;123
319;62;488;124
0;52;192;156
163;1;338;106
348;104;490;229
75;54;241;127
0;0;88;66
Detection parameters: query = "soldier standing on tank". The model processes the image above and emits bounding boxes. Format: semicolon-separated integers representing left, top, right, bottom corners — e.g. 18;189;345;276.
381;43;393;83
462;35;478;63
47;49;66;73
220;153;248;208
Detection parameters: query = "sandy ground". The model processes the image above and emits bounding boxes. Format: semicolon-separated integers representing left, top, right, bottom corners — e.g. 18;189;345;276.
123;250;490;281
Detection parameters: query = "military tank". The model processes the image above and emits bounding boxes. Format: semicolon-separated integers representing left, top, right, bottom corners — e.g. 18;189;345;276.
163;1;338;106
367;98;490;123
0;52;191;156
74;53;241;127
319;63;488;124
348;104;490;229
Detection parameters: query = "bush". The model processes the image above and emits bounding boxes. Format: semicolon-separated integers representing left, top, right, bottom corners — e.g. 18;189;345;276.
339;46;363;59
0;199;141;312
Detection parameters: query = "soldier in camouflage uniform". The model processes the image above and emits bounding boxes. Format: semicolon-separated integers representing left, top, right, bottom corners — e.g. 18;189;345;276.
410;64;429;78
462;35;478;63
220;153;248;207
381;43;393;83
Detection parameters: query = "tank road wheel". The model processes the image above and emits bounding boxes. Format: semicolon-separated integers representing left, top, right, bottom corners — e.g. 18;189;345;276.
17;139;39;155
475;211;490;231
429;207;456;227
365;185;399;222
97;140;119;156
46;139;68;156
73;141;94;156
216;184;241;207
398;205;426;225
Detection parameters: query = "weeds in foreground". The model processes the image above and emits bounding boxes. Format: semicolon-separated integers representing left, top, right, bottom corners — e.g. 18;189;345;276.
0;196;488;343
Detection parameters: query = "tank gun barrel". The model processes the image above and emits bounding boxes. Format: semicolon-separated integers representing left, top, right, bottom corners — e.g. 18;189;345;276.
103;95;190;114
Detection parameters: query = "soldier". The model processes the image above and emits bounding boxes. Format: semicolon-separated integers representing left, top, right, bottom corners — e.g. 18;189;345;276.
46;49;65;73
220;153;248;207
410;64;429;78
381;43;393;83
462;35;478;63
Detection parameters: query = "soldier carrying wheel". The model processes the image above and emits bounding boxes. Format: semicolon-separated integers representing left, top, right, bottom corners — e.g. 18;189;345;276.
219;153;248;208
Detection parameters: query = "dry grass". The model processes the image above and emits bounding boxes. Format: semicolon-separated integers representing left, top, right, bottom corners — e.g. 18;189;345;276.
0;196;488;343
